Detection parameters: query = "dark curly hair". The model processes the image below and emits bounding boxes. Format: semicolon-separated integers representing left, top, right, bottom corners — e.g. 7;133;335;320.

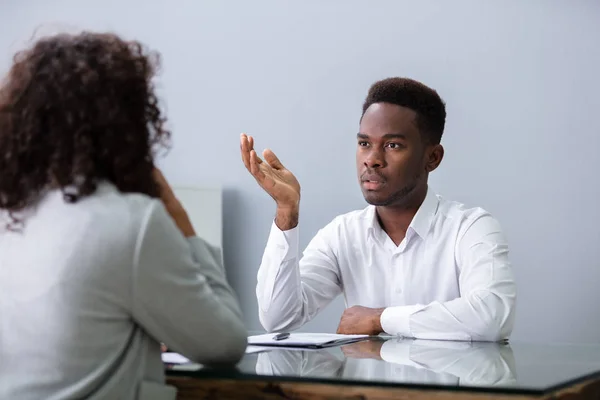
362;77;446;144
0;31;170;225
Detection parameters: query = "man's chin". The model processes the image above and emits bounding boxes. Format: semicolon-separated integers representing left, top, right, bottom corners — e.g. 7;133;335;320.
362;180;420;207
362;192;392;206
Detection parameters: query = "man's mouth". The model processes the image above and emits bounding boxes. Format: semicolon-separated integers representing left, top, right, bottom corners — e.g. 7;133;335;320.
361;174;385;191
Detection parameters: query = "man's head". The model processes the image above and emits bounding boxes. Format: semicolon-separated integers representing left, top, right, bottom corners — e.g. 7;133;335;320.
357;77;446;207
0;32;170;220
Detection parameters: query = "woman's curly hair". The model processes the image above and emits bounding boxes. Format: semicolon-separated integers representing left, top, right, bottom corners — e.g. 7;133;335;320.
0;31;170;224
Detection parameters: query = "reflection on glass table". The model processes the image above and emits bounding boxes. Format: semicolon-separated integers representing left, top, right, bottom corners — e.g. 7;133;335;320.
254;337;516;389
167;335;600;397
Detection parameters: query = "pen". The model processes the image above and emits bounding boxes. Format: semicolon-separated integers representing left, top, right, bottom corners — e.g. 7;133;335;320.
272;332;290;341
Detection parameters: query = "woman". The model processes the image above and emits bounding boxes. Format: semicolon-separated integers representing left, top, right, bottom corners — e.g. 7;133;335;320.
0;32;247;399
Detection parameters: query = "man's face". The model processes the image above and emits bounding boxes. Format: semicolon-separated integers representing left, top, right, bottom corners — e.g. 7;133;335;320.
356;102;431;207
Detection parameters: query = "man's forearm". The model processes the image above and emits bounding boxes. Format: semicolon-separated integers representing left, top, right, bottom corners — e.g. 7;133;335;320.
275;205;299;231
337;306;385;335
257;213;304;332
372;308;385;333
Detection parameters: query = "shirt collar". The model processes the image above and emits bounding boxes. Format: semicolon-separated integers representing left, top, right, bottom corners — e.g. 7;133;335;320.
409;186;439;239
367;186;439;240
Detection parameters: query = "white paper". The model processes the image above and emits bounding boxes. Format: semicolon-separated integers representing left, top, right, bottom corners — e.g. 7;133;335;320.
168;363;203;372
245;345;275;354
161;352;191;364
248;332;369;348
245;344;325;354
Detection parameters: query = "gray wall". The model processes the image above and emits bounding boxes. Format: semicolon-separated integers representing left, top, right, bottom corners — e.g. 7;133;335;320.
1;0;599;343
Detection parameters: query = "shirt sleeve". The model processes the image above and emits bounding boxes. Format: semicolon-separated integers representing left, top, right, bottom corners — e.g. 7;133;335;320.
131;201;247;365
256;220;342;332
380;214;516;341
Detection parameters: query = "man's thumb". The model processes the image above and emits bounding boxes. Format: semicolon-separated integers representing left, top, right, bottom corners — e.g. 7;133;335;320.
263;149;285;170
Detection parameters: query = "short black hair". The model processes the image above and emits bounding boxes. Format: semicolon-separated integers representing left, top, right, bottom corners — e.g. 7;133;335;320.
362;77;446;144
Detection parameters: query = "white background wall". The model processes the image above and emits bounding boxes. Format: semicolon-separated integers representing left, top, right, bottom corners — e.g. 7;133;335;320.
1;0;599;344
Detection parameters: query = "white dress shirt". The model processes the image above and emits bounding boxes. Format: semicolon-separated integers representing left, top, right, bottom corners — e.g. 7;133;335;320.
0;182;247;400
257;186;516;341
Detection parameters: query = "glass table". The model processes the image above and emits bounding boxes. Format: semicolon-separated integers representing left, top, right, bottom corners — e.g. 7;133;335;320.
165;336;600;399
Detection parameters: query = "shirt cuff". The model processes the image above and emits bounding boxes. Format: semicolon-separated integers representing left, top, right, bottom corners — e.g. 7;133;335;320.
380;305;423;337
266;220;299;262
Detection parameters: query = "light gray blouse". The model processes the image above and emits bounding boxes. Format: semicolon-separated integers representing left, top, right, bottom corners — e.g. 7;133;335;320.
0;182;247;399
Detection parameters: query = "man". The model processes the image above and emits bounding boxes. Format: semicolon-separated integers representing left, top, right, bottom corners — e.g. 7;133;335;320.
240;77;516;341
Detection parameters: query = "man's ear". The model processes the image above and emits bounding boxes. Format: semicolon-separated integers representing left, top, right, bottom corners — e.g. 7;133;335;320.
426;144;444;173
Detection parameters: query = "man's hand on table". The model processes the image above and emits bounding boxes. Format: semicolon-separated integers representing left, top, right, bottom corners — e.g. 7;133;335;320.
336;305;385;335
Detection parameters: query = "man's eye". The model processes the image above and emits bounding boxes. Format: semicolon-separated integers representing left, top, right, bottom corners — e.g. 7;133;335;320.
358;141;369;147
387;143;402;149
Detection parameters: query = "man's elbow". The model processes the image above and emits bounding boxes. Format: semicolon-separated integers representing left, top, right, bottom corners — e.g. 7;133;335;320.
259;314;277;333
474;319;513;342
259;310;301;333
473;294;516;342
259;313;287;333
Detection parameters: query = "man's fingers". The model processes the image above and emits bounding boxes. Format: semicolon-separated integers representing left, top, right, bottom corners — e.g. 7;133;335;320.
240;134;250;169
241;134;264;171
263;148;284;170
250;137;263;164
240;133;252;170
250;150;266;181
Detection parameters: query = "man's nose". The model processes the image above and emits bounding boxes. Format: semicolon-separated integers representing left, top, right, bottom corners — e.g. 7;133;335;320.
364;149;384;168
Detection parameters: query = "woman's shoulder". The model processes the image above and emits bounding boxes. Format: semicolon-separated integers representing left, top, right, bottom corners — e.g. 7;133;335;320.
90;181;162;225
41;181;161;235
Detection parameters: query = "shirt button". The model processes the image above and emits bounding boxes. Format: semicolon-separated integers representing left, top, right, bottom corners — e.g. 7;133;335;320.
396;287;402;293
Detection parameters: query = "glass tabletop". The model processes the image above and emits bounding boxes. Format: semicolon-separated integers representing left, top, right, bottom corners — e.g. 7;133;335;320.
165;336;600;395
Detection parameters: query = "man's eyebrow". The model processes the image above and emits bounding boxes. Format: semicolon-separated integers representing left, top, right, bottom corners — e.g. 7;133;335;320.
356;133;407;139
382;133;407;140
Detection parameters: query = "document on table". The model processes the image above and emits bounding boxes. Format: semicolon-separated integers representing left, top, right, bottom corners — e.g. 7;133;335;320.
161;352;191;364
245;345;275;354
248;332;370;349
161;352;204;372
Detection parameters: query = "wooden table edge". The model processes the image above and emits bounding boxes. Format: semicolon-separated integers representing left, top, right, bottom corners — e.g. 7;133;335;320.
166;373;600;400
